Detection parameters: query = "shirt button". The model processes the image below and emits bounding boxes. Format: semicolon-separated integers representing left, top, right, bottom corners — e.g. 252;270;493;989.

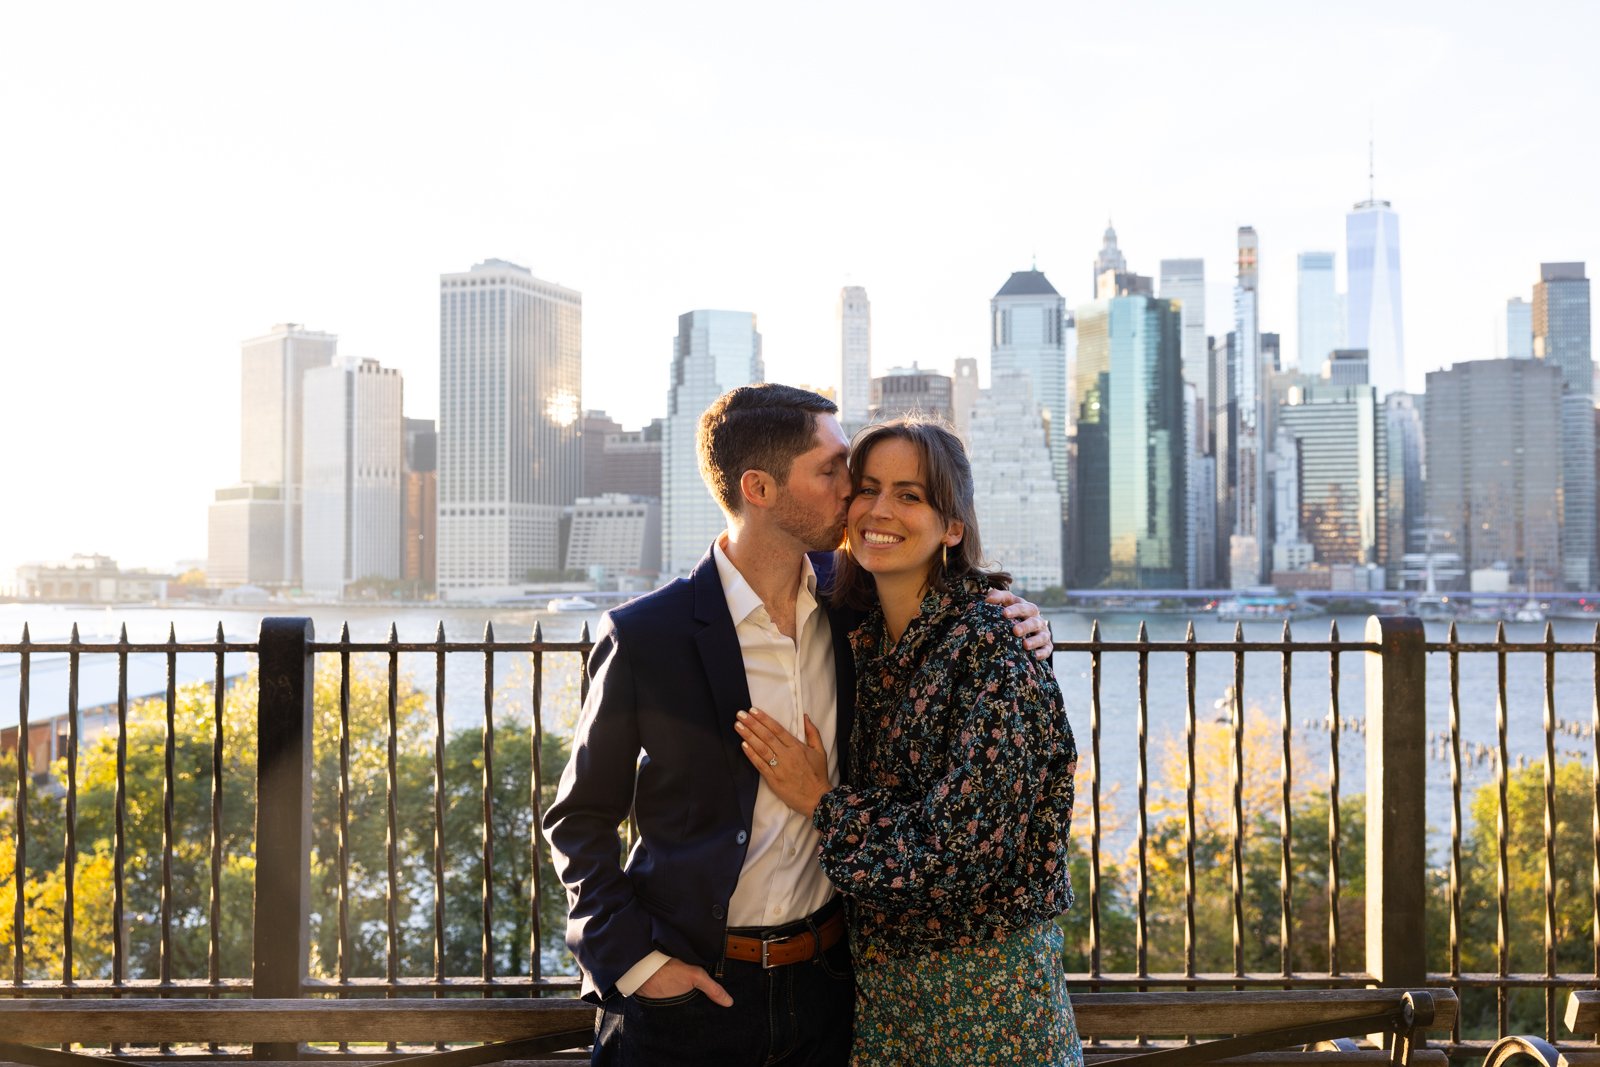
712;904;726;920
736;831;748;845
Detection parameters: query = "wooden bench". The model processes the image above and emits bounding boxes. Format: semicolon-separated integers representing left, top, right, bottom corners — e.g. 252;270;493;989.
0;988;1457;1067
1484;991;1600;1067
0;999;596;1066
1072;989;1455;1067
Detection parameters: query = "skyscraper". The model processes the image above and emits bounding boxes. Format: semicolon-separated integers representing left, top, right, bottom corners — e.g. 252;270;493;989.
403;418;437;594
1159;258;1208;421
301;357;404;596
1210;333;1234;580
951;357;979;444
1270;426;1314;575
1296;251;1343;371
1426;359;1563;591
1184;380;1217;589
1534;262;1594;589
991;269;1069;545
1094;222;1127;287
1276;382;1382;568
663;310;763;575
1097;230;1151;301
1507;296;1533;359
1228;226;1268;587
1071;294;1187;589
241;323;338;583
968;371;1063;591
208;323;338;587
1346;191;1405;396
1382;393;1423;589
838;286;871;433
437;259;582;598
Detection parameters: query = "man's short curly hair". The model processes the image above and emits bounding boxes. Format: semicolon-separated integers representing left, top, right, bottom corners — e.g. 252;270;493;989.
697;384;839;514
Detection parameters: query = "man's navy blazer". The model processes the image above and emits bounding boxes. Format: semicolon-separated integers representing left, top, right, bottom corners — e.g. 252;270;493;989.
544;546;856;1002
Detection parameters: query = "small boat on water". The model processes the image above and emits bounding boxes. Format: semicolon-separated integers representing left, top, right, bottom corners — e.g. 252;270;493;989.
1512;600;1546;624
546;596;599;613
1215;593;1323;622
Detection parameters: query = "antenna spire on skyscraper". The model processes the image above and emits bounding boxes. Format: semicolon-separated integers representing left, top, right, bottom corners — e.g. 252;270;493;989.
1368;120;1375;202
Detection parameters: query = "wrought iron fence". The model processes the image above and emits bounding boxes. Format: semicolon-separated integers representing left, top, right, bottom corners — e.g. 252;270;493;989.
2;614;1599;1057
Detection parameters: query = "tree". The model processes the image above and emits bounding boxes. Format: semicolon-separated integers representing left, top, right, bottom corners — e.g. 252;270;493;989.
0;662;573;987
1448;760;1594;1038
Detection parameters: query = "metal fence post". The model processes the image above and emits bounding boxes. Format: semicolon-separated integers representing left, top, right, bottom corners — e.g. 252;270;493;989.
254;617;315;1060
1365;615;1427;989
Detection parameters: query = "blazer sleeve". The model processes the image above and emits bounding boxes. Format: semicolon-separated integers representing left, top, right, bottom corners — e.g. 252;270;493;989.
542;614;653;1001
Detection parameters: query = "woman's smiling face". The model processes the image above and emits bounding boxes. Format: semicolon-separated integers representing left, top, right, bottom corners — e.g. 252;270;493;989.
847;436;962;584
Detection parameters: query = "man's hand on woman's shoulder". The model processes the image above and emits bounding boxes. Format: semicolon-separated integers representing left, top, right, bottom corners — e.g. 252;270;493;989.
985;589;1055;660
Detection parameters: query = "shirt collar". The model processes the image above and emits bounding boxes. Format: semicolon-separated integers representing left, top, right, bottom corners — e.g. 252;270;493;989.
713;534;819;626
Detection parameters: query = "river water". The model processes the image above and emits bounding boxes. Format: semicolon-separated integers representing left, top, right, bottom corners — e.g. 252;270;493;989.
3;602;1594;861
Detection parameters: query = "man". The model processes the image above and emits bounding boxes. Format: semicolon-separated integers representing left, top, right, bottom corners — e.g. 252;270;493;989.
545;384;1053;1065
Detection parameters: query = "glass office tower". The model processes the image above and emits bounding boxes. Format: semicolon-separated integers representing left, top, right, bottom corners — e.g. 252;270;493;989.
663;310;764;576
991;269;1070;545
1425;359;1563;591
1297;251;1343;372
1276;383;1381;567
1507;296;1533;359
437;259;582;598
837;286;871;433
1072;295;1186;588
1159;258;1208;422
1534;262;1594;589
1346;198;1405;397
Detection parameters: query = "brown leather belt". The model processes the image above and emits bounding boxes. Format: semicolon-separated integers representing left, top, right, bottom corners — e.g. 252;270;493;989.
724;909;845;968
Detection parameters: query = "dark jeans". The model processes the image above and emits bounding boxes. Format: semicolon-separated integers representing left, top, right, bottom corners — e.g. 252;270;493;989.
591;913;854;1066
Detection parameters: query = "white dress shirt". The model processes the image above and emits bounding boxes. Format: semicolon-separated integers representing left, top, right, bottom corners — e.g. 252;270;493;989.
616;538;840;994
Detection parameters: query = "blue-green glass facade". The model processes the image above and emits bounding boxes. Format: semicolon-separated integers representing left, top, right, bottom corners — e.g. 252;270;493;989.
1072;296;1186;588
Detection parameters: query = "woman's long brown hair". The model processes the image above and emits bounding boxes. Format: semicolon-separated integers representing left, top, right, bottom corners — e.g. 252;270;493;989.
829;417;1011;612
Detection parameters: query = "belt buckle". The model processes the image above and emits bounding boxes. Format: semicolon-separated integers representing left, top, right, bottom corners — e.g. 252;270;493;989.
761;932;797;969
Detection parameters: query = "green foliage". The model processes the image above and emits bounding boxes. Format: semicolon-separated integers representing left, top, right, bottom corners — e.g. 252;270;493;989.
1439;760;1595;1039
0;662;573;984
1057;714;1368;979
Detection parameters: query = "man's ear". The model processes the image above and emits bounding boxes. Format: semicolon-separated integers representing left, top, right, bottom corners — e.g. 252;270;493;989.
739;468;776;510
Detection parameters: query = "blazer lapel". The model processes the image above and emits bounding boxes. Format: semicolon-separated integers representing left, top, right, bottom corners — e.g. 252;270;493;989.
824;596;856;782
690;550;759;826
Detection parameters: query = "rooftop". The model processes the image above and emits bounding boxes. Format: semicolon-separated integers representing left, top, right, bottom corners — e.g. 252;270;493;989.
994;269;1060;298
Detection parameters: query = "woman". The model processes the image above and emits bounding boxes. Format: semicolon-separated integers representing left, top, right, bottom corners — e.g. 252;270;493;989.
734;418;1081;1065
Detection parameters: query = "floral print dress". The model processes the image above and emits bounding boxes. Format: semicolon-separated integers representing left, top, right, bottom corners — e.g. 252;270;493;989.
813;580;1082;1065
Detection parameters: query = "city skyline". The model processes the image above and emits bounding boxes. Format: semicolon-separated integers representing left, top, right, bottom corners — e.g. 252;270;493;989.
2;1;1598;575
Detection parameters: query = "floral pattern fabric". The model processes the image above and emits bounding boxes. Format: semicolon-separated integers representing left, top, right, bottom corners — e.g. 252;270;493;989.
814;580;1078;953
851;920;1082;1066
812;579;1081;1064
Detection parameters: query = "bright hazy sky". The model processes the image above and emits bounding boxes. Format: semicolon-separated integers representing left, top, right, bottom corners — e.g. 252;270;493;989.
1;0;1596;577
